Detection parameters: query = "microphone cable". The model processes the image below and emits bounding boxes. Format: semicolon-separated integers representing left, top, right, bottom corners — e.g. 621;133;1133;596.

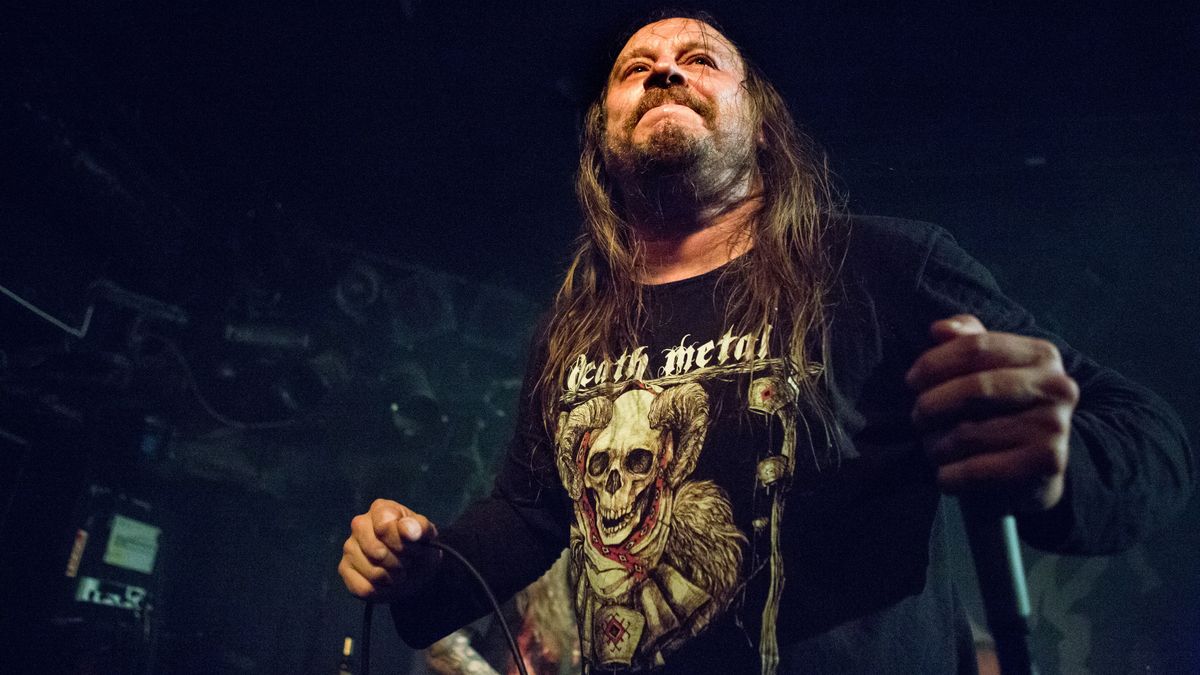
359;539;528;675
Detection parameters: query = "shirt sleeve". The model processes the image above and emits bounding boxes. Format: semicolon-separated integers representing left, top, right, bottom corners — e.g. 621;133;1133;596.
912;225;1195;554
390;332;572;648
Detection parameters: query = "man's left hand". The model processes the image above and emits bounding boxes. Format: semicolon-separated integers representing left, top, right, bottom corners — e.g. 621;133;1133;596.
906;314;1080;512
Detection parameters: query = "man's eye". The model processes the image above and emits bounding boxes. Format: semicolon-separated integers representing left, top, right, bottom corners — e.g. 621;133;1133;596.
625;64;649;77
688;55;715;67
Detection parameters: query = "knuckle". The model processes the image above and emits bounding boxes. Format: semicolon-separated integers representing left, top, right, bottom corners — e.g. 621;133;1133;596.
964;333;989;359
363;544;388;564
350;514;369;533
973;373;994;401
363;565;389;585
1059;374;1080;403
350;577;373;598
963;374;994;410
1036;408;1065;434
1043;372;1078;403
338;563;365;597
1033;339;1060;364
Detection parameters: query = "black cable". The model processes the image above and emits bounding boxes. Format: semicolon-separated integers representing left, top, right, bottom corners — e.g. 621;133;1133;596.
359;540;528;675
360;600;372;675
140;332;296;430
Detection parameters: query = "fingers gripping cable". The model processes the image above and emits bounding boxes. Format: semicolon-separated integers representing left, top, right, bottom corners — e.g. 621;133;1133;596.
359;540;528;675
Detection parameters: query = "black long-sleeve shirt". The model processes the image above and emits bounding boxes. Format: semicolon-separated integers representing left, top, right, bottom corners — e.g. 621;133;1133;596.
391;216;1193;673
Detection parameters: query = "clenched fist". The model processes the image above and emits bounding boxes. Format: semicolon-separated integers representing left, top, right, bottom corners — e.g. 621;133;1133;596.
338;499;442;602
906;314;1080;512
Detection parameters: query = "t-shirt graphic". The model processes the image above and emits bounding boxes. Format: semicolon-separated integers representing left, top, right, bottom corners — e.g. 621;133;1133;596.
552;323;799;670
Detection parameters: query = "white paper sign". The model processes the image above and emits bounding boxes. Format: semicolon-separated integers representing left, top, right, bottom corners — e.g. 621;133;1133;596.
103;514;160;575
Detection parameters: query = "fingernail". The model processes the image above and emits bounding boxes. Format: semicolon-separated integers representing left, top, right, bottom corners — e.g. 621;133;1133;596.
401;519;422;540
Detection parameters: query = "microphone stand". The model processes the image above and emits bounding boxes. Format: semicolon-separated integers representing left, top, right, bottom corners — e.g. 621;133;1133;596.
960;498;1037;675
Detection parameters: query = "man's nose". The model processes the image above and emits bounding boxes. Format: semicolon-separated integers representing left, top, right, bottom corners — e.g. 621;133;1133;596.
646;59;686;88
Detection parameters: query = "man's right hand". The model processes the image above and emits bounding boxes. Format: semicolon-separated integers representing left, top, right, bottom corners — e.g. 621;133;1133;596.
338;499;441;602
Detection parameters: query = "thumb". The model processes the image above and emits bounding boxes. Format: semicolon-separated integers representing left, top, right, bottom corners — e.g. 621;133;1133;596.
397;514;437;543
929;314;986;343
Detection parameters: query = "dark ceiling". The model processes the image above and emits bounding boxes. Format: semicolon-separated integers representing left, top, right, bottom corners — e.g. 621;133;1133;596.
5;1;1197;303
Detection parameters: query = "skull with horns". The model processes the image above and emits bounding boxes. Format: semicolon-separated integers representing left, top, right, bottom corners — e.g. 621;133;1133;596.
556;383;709;546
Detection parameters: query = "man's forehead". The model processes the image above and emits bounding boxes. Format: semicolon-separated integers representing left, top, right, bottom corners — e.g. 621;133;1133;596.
613;18;740;65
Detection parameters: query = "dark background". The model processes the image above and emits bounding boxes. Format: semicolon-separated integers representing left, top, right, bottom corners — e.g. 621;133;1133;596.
1;1;1197;673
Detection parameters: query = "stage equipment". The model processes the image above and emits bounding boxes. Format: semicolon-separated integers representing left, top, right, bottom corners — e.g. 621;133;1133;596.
223;321;313;352
49;484;165;674
94;279;189;327
962;499;1036;675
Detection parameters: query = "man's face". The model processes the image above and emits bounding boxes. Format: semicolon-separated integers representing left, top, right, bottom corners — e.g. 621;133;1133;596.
602;18;755;179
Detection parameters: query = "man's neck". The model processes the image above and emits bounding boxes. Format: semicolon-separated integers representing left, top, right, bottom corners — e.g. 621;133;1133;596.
632;196;760;285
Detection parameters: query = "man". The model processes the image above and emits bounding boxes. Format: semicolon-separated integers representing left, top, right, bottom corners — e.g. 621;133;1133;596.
339;13;1193;674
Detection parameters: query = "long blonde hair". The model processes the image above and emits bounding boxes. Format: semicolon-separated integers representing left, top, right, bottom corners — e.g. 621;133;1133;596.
538;15;844;462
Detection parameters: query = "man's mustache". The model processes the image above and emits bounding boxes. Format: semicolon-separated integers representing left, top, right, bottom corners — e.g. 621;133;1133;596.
630;89;715;128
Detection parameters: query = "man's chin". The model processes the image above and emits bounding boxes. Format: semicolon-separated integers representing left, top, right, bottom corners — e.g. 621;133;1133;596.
604;127;711;182
632;132;704;171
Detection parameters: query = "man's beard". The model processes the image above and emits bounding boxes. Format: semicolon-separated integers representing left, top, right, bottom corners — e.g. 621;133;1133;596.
604;88;719;177
602;89;755;223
